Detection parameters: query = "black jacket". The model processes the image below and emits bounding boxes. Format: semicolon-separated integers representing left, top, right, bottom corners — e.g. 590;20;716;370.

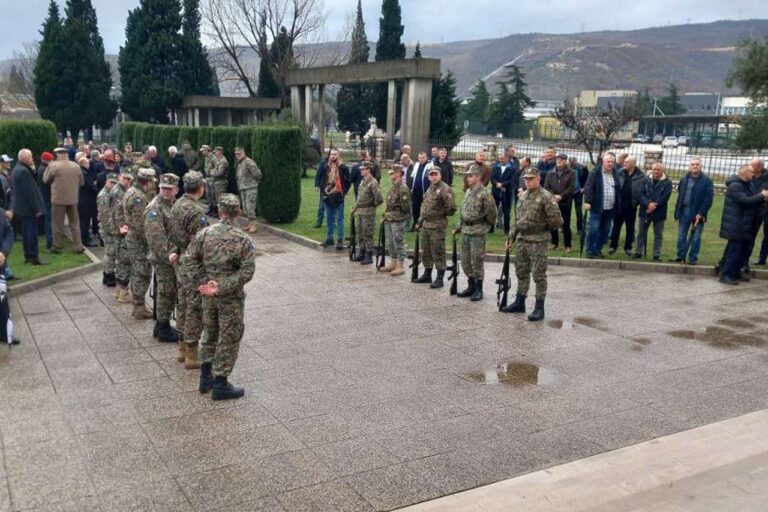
584;167;622;215
719;175;765;241
10;163;44;217
674;172;714;221
433;158;454;187
79;165;99;204
0;210;14;263
622;167;648;209
491;162;517;201
172;154;189;196
315;160;351;196
638;174;672;221
36;163;51;204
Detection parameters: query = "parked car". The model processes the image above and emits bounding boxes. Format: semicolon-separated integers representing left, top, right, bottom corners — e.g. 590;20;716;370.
652;134;664;143
677;136;689;146
632;134;651;143
662;136;679;148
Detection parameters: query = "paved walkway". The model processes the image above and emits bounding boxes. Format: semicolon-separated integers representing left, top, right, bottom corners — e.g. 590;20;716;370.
1;231;767;511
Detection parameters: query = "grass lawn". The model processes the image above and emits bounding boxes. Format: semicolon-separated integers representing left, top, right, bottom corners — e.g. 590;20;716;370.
266;170;735;267
7;235;93;282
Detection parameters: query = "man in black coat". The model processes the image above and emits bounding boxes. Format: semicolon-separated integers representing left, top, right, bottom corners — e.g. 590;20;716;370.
169;146;189;197
11;149;46;265
584;152;622;258
718;165;768;284
77;156;99;247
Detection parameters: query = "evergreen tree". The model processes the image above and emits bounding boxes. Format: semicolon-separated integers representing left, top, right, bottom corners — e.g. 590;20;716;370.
374;0;406;127
464;80;491;125
488;65;534;133
336;0;373;135
257;56;280;98
119;0;185;123
34;0;67;132
180;0;218;96
657;83;685;115
727;36;768;104
413;42;422;59
270;27;294;106
429;71;461;144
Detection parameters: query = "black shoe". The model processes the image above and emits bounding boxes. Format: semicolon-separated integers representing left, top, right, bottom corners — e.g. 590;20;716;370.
631;253;642;259
624;250;632;257
415;269;433;284
199;363;213;393
586;254;597;260
212;376;245;401
671;257;684;263
500;293;526;313
608;248;617;255
652;255;661;261
527;298;545;321
335;240;345;251
106;273;117;287
10;338;20;345
102;272;108;285
361;251;374;265
156;321;178;343
719;276;739;285
739;274;751;282
321;238;334;248
429;270;445;289
314;222;323;228
755;260;766;266
687;261;698;266
470;279;484;301
84;240;99;248
596;252;606;259
27;256;47;265
457;278;476;298
353;249;366;262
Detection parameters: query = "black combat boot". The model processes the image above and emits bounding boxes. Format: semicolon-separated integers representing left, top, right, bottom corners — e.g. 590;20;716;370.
527;298;545;321
102;272;108;285
106;273;117;287
212;375;245;401
156;321;179;343
361;251;374;265
500;293;526;313
457;278;475;298
199;363;213;393
415;268;433;283
353;248;366;262
153;321;159;338
470;279;484;301
430;270;445;288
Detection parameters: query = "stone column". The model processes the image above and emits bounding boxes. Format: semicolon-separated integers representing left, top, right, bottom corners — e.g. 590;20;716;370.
317;84;326;153
386;80;396;158
400;80;411;152
290;86;303;122
226;109;233;126
401;78;433;154
194;108;200;127
207;108;213;127
304;84;313;128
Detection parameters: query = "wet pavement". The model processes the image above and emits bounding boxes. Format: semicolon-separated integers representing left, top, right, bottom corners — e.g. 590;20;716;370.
1;231;768;511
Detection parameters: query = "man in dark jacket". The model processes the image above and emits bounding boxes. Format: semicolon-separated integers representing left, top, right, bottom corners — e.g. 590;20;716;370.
634;163;672;260
491;152;517;234
11;150;46;265
609;156;645;256
169;146;189;197
543;153;575;251
407;151;433;231
536;147;557;184
673;157;714;264
433;148;454;186
78;156;99;247
569;157;590;233
37;152;54;250
718;165;768;284
314;149;351;249
148;146;166;173
584;153;621;258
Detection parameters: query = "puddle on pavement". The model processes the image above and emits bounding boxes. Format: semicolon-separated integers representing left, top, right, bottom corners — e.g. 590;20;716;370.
668;325;767;350
464;361;557;387
548;319;574;329
717;318;756;329
573;317;601;329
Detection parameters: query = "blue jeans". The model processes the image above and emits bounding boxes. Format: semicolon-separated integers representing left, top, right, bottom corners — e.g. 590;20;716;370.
325;201;344;242
676;208;704;262
21;216;39;260
587;209;613;256
316;193;326;226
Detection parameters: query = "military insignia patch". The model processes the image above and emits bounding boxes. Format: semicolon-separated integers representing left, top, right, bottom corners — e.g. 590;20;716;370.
147;211;158;220
133;197;142;205
199;216;207;226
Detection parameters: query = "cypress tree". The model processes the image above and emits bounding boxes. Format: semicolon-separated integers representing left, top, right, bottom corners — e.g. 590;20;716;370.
413;42;422;59
464;80;491;125
257;55;280;98
374;0;406;127
430;71;461;145
336;0;374;135
34;1;68;134
180;0;218;96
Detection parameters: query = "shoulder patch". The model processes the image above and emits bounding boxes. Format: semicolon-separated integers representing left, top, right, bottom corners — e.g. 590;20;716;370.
199;216;207;226
133;197;142;205
146;211;158;221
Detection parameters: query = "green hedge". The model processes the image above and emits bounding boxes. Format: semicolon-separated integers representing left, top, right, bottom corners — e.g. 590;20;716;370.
0;120;59;164
117;121;139;149
178;126;200;151
211;127;239;193
236;126;253;160
252;126;302;223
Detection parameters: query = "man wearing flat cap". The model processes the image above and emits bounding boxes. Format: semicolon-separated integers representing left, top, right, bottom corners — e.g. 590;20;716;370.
44;147;85;253
351;161;383;265
120;165;156;320
379;164;411;276
543;152;575;252
146;173;180;343
414;166;456;288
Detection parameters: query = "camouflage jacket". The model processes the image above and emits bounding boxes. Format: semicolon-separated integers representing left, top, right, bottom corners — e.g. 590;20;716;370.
508;186;564;242
183;147;199;172
419;181;456;230
383;180;411;223
355;175;383;215
186;218;256;297
457;185;497;236
211;156;229;181
144;195;177;264
109;182;129;235
122;184;150;243
96;186;113;234
237;157;262;190
170;194;209;257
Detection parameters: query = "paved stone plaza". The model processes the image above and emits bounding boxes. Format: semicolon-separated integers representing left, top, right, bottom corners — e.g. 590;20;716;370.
1;231;767;511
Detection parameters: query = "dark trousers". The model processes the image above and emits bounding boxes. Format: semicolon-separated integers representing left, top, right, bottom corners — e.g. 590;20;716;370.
551;201;572;248
78;201;97;244
493;193;512;233
757;215;768;263
722;240;750;279
610;205;637;252
574;193;584;232
21;216;39;260
411;193;423;228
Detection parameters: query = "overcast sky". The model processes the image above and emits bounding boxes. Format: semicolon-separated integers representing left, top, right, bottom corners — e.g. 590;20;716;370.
2;0;766;60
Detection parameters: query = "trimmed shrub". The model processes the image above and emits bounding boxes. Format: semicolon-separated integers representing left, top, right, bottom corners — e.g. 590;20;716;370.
236;126;254;159
251;126;302;223
198;126;213;148
117;121;139;149
132;122;146;148
0;120;59;164
178;126;200;152
139;124;157;151
211;127;239;193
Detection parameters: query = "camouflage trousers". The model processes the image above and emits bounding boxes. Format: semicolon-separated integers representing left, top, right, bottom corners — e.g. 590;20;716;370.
385;220;407;262
461;233;487;280
126;238;151;305
212;179;228;205
515;240;548;299
103;233;116;274
152;261;177;322
356;213;375;252
420;227;447;271
115;236;131;285
239;186;258;220
177;259;203;344
200;293;245;377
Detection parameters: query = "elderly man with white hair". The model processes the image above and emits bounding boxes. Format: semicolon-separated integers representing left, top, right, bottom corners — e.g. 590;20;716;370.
148;145;166;173
672;157;714;265
11;149;46;265
169;145;189;197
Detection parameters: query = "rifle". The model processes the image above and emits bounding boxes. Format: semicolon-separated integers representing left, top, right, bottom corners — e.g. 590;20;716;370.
447;234;458;295
683;219;701;263
348;213;357;261
496;245;511;309
410;226;421;282
375;221;386;270
150;271;157;321
579;209;589;258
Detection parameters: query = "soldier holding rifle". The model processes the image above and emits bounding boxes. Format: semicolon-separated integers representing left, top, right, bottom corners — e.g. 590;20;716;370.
379;165;411;276
414;168;456;288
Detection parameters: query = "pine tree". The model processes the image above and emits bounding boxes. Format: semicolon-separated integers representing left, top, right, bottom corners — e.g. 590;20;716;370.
349;0;370;64
257;56;280;98
180;0;217;96
270;27;294;106
488;65;534;133
34;1;68;133
119;0;185;123
374;0;406;127
657;83;685;115
429;71;461;144
464;80;491;125
413;42;422;59
336;0;373;135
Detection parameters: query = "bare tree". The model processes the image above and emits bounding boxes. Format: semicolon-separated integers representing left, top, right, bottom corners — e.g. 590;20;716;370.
11;42;39;103
554;99;641;165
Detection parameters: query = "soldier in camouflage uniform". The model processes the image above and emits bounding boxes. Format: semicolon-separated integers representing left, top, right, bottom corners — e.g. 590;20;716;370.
453;164;497;301
208;146;229;218
235;147;262;233
145;174;180;342
169;171;208;369
502;167;563;321
120;164;156;319
415;167;457;288
97;173;119;287
181;141;198;174
187;193;256;401
351;161;383;265
111;169;134;302
379;165;411;277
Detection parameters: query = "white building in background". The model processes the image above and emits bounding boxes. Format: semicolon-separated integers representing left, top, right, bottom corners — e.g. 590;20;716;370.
575;89;638;112
720;96;753;116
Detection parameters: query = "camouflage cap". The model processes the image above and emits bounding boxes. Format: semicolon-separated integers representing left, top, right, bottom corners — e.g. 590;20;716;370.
522;168;540;179
106;172;119;183
234;146;244;153
137;167;156;180
214;146;224;152
119;167;134;178
360;160;372;169
183;170;204;187
131;151;144;159
135;159;151;169
428;166;441;175
199;144;211;152
218;193;241;214
462;164;482;176
388;164;404;175
158;173;180;189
